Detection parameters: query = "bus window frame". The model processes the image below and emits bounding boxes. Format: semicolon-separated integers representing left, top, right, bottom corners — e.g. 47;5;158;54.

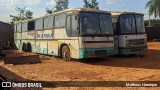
54;13;67;29
66;14;79;37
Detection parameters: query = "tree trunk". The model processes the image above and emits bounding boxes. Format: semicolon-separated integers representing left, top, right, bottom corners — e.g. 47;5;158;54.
148;15;151;27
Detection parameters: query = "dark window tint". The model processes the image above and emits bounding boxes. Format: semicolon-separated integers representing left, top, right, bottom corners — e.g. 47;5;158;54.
112;16;118;34
99;14;113;35
80;13;100;35
28;20;35;31
120;15;136;34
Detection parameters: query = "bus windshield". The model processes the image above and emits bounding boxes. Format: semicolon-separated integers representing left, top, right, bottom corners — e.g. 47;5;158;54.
120;15;136;34
120;14;145;34
135;15;145;33
80;12;113;36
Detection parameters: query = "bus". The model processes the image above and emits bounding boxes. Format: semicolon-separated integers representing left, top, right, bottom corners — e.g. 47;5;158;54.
111;12;147;55
14;8;115;61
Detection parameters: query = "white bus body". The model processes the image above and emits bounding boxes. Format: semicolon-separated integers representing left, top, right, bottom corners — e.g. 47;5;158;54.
14;8;115;61
112;12;147;55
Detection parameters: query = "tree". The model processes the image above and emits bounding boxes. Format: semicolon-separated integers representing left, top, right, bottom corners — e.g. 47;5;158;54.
83;0;99;9
146;0;160;26
145;19;160;27
46;0;69;14
10;7;33;25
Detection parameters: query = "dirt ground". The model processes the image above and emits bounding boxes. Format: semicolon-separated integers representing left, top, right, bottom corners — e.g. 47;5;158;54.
1;42;160;90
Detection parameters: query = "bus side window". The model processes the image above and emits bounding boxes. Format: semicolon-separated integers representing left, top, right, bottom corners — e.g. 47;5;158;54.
17;23;22;32
22;22;28;31
48;15;54;28
28;20;35;31
54;13;66;28
60;13;66;28
66;16;71;36
71;15;78;36
44;17;49;29
35;18;43;30
54;15;60;28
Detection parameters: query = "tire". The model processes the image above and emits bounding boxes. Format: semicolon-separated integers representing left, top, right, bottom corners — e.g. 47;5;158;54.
22;43;27;52
27;43;32;52
62;46;71;62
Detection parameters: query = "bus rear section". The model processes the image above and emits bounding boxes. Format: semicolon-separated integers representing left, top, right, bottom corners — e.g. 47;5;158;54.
78;11;114;59
112;12;147;55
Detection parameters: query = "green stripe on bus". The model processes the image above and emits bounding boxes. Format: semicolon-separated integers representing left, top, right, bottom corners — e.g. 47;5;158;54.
79;48;115;59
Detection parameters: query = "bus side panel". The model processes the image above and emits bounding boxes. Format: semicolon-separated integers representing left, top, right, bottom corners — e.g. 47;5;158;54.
29;40;36;53
21;31;35;39
70;40;80;59
48;41;59;56
60;40;79;59
35;31;43;54
36;41;41;53
40;40;48;54
54;28;80;59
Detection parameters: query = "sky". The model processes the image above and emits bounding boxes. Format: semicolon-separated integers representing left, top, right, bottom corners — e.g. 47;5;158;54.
0;0;150;23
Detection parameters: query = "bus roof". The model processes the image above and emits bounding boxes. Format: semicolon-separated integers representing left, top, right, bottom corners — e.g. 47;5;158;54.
15;8;111;24
111;11;144;16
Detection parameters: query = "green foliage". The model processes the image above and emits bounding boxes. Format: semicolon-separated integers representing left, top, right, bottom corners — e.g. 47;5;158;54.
146;0;160;19
83;0;99;9
145;19;160;27
10;7;33;25
46;0;69;14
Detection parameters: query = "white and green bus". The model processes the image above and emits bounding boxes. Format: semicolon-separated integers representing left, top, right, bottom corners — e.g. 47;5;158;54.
112;12;147;55
14;8;115;61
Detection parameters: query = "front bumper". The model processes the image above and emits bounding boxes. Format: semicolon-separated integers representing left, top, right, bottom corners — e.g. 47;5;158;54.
119;45;148;55
79;48;115;59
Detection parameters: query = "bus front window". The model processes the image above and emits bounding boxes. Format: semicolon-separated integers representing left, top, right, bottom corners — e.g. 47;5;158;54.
135;15;145;33
80;13;100;35
120;15;136;34
99;14;113;35
80;12;113;36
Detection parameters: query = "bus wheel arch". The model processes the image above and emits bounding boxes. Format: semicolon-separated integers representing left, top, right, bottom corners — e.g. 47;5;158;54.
59;44;71;61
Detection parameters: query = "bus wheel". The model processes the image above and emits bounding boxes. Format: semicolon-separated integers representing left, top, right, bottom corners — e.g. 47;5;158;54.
27;43;32;52
62;46;71;62
22;43;27;52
